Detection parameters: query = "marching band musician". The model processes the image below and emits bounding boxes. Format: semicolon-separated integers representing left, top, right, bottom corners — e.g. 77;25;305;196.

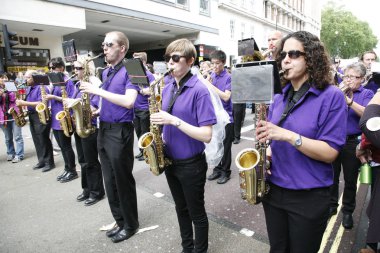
263;30;283;61
62;58;105;206
330;62;374;229
79;31;140;243
256;31;348;253
44;57;77;178
0;73;25;163
132;52;156;161
15;70;54;170
206;50;234;185
150;38;216;253
361;50;378;94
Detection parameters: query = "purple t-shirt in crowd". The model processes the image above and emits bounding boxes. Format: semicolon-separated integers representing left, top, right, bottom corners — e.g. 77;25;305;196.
134;70;155;111
0;90;17;124
363;79;378;96
346;86;373;135
162;74;216;160
50;78;75;130
268;83;347;190
210;69;233;123
100;66;139;123
26;85;49;112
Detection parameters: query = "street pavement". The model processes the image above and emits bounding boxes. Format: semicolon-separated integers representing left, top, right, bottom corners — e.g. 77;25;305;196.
0;110;370;253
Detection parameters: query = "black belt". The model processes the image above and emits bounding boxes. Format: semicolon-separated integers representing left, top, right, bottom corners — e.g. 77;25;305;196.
171;152;205;166
99;121;133;129
346;134;360;141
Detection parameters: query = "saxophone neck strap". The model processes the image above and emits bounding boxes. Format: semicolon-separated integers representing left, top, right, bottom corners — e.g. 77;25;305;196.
166;71;192;114
99;61;124;90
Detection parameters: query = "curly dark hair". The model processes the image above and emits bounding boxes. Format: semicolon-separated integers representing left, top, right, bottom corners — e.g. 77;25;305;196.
274;31;332;89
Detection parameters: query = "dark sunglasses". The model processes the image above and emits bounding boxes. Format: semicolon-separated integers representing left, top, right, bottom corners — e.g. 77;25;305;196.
74;67;83;70
164;54;185;63
101;42;114;49
49;66;56;70
280;50;306;60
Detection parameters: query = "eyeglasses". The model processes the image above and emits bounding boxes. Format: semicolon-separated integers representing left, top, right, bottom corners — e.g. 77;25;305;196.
164;54;185;63
101;42;114;49
74;67;83;70
279;50;306;60
49;66;56;70
343;75;362;80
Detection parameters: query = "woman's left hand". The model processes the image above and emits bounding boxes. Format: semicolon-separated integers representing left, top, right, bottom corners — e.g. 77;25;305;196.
150;110;177;125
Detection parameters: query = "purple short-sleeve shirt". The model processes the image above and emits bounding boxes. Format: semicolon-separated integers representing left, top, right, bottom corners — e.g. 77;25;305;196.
162;74;216;160
268;83;348;189
51;78;75;130
346;86;373;135
134;70;155;111
211;69;233;122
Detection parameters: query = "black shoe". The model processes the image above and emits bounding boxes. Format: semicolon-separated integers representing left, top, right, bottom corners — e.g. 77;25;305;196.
135;152;143;159
76;193;88;202
33;163;45;170
41;164;55;172
342;213;353;229
217;176;230;184
60;171;78;183
329;207;337;217
233;138;240;144
106;225;122;238
84;197;102;206
207;172;221;181
57;171;68;181
111;228;138;243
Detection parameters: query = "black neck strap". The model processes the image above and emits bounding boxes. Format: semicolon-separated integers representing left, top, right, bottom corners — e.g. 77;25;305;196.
166;71;192;114
99;61;124;89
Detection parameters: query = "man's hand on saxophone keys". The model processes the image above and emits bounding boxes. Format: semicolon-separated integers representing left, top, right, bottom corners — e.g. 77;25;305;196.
80;81;101;96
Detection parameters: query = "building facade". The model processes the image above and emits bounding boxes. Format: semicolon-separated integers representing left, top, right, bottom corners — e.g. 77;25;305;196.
0;0;322;72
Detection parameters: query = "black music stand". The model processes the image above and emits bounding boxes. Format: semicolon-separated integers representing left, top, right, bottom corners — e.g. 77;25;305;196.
231;60;282;103
47;72;66;86
123;58;149;86
238;38;260;57
32;74;50;86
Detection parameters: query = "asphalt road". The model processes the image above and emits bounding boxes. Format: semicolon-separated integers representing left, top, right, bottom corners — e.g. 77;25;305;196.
0;109;370;253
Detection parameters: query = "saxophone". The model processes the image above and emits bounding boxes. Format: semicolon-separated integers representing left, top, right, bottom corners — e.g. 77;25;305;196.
67;53;104;138
8;90;27;127
55;83;74;137
235;103;269;204
36;85;50;124
138;68;173;176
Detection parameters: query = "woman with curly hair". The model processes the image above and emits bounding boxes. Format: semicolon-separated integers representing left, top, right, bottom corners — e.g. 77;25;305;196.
255;31;348;252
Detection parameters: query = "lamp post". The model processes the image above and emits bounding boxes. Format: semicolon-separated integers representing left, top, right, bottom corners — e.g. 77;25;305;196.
335;31;339;57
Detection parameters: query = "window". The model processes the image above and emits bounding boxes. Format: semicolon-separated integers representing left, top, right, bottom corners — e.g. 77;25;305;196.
249;0;255;12
241;23;246;39
176;0;188;8
250;25;255;38
200;0;210;15
230;19;235;39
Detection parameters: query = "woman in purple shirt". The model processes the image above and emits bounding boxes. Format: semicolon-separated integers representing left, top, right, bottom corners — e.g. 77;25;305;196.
150;38;216;253
256;31;347;253
330;62;374;229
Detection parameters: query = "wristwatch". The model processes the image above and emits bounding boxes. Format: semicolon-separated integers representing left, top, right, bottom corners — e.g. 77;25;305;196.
175;120;181;127
294;134;302;148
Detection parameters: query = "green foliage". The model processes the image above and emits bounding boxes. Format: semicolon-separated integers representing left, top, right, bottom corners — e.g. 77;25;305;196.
321;1;378;59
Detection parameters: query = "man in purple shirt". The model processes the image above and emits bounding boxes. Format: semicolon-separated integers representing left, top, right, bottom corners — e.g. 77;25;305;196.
80;31;139;243
16;70;54;170
132;52;156;161
45;57;76;178
256;31;347;253
206;50;234;184
330;62;374;229
150;38;216;253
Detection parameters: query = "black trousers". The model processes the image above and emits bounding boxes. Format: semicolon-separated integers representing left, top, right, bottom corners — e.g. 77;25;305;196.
133;109;150;139
263;183;330;253
165;153;208;253
233;103;246;140
330;137;361;214
98;122;139;231
74;131;104;199
53;129;76;172
28;112;54;166
213;122;234;177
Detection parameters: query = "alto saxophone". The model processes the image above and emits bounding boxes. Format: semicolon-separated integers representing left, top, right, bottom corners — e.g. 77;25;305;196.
56;84;74;137
36;85;50;124
138;68;173;176
235;103;269;204
8;90;27;127
68;53;104;138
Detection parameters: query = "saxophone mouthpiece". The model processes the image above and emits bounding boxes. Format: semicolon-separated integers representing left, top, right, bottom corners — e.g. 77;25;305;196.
279;69;288;77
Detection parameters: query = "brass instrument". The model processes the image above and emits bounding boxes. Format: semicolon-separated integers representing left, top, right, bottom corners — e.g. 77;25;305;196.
55;75;77;137
8;90;27;127
67;53;104;138
339;82;354;104
138;68;173;176
235;104;269;205
36;85;50;124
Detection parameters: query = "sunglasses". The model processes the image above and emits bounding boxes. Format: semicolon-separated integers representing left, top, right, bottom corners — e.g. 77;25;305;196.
49;66;56;70
101;42;114;49
74;67;83;70
280;50;306;60
164;54;185;63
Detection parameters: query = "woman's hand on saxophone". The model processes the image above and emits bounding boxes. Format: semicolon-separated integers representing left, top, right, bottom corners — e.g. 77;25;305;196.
256;120;293;143
150;110;177;125
16;99;25;106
